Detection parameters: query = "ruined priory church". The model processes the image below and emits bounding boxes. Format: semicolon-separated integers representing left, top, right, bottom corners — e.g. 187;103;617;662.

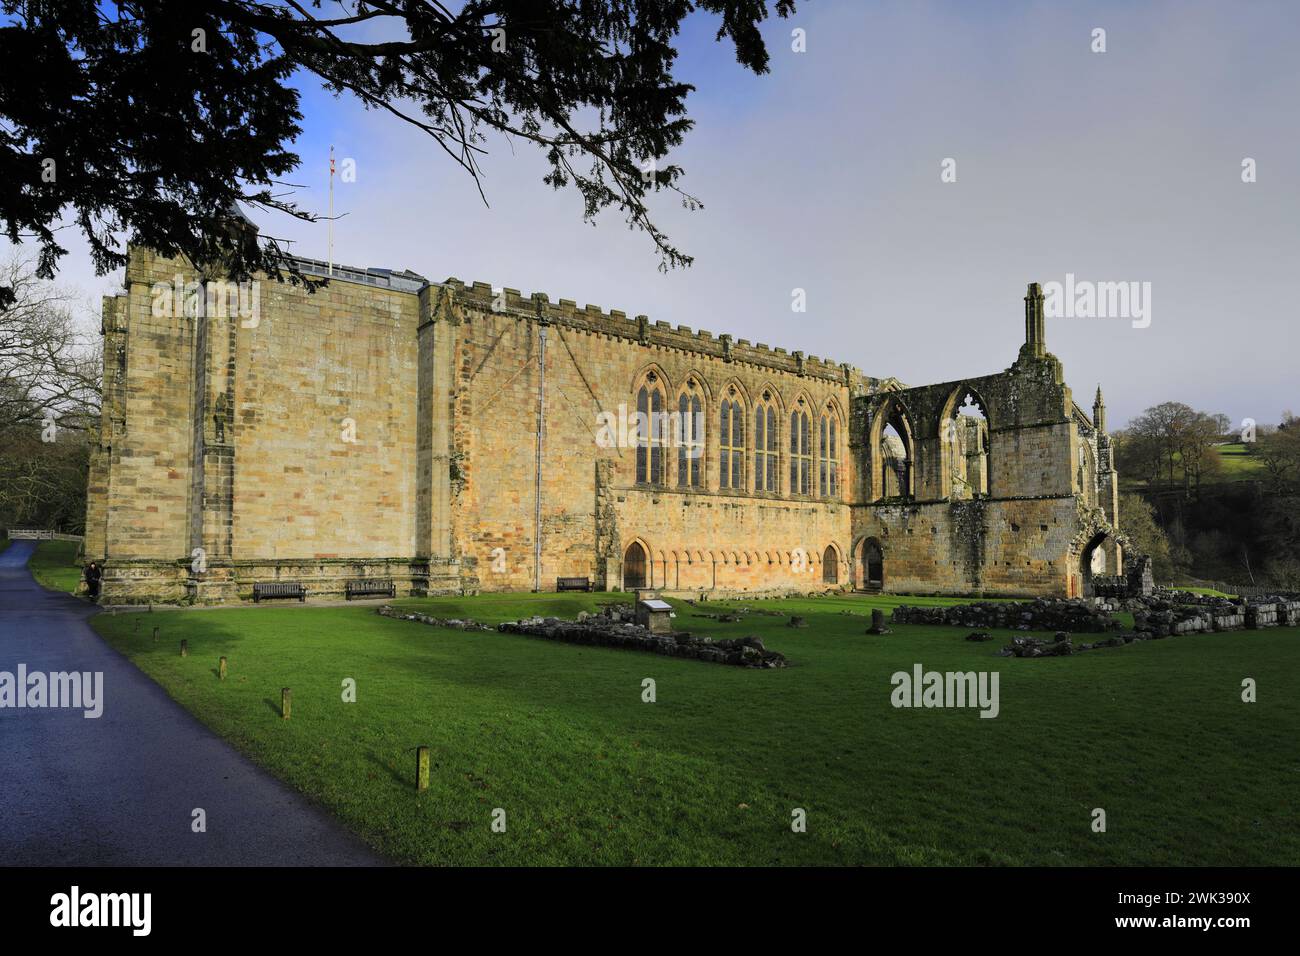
85;243;1128;604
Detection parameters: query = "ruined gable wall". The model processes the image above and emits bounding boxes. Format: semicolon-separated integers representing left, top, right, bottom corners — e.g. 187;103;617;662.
851;355;1091;597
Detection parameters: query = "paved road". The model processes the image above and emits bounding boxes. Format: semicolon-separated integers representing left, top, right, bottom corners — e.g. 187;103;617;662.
0;541;384;865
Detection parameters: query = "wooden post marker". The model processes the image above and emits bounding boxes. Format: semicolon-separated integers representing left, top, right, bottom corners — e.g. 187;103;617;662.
180;639;188;657
281;688;292;719
219;657;227;680
416;746;430;791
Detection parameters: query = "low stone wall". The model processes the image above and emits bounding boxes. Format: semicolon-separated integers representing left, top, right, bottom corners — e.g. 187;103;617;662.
376;606;492;630
996;632;1134;657
100;556;464;605
891;599;1119;633
376;602;789;667
498;616;788;667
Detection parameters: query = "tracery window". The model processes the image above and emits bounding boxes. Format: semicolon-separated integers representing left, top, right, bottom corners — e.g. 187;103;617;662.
755;392;778;493
790;402;812;496
819;409;838;498
719;387;745;490
635;375;666;485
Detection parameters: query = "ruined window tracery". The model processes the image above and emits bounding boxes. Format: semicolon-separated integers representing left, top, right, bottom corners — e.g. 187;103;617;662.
941;387;989;500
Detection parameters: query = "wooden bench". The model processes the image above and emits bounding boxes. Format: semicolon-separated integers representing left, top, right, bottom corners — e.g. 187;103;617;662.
252;581;306;603
556;577;592;592
346;578;396;600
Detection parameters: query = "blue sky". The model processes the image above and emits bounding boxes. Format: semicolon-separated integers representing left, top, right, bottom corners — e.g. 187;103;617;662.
21;0;1300;429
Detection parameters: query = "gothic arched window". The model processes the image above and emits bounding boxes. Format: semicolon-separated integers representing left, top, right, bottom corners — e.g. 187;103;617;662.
719;389;745;490
678;388;704;488
755;394;778;493
819;410;838;498
636;377;666;485
790;404;812;496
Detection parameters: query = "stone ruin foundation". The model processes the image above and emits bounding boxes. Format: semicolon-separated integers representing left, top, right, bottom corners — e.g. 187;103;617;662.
379;602;789;668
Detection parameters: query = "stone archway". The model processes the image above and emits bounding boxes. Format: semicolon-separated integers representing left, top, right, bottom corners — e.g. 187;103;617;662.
822;544;840;585
1078;530;1121;597
623;541;647;591
860;537;884;591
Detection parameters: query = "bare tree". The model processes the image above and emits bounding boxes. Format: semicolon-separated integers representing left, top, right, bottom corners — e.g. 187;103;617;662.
0;254;101;437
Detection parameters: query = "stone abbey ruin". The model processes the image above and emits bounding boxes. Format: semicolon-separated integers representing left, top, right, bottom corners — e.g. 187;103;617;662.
84;243;1134;605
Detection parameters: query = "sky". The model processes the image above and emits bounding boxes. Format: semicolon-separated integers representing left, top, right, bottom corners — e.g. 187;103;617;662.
18;0;1300;430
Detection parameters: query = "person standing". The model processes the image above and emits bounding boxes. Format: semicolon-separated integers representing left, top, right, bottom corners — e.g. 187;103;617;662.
84;561;102;601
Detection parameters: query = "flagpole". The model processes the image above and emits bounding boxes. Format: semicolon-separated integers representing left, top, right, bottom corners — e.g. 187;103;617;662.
328;145;335;276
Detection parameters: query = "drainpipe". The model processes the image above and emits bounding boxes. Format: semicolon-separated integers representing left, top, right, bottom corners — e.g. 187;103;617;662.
533;326;547;592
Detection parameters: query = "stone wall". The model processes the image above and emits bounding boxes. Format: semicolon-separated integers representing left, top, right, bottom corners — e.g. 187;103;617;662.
445;281;856;595
87;250;1121;605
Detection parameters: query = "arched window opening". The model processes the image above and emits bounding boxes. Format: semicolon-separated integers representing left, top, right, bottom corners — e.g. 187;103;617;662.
943;389;989;500
819;408;839;498
635;376;665;486
880;423;910;498
755;393;778;492
1079;442;1097;508
677;385;704;488
822;545;838;584
719;389;745;490
790;402;812;496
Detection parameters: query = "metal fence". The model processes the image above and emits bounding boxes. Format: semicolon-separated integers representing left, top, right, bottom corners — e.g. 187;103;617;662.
4;529;85;542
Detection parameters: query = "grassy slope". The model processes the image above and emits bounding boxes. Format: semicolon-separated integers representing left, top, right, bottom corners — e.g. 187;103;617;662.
1120;443;1264;492
1213;442;1264;480
28;539;82;594
93;592;1300;866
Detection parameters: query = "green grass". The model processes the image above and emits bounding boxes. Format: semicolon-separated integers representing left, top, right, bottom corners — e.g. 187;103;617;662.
1174;586;1238;599
1119;442;1265;492
1213;442;1264;480
28;539;83;594
92;592;1300;866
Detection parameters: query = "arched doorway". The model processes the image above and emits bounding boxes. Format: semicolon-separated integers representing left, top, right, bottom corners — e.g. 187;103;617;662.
623;541;647;591
822;545;839;584
1078;531;1120;597
861;538;884;591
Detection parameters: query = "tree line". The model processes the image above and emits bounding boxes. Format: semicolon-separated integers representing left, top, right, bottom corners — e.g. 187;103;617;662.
1113;402;1300;590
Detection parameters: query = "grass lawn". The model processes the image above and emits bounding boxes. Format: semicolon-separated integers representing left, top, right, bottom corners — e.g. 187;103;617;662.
1175;586;1238;599
1119;442;1264;492
28;539;83;594
93;592;1300;866
1213;442;1264;480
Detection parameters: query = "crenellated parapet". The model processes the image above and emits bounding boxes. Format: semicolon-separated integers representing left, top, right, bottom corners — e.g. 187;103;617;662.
438;277;869;388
